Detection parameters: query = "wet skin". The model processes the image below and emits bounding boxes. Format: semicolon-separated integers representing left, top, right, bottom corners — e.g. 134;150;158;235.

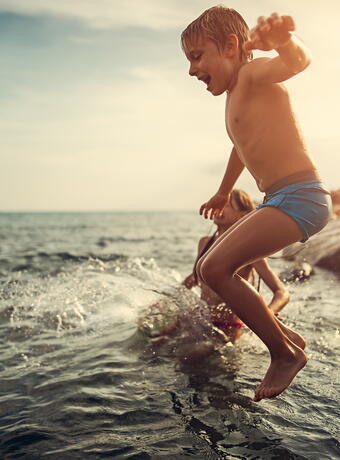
184;13;311;400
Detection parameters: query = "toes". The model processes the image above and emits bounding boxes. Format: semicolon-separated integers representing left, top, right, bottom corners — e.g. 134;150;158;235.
263;386;283;399
254;386;264;402
253;391;262;402
254;385;284;401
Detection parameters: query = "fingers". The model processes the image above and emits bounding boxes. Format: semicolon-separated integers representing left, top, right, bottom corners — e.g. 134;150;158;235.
199;203;211;219
257;15;270;33
269;12;282;27
199;203;221;220
282;15;295;31
245;35;265;51
199;203;206;216
200;203;215;217
200;193;228;219
209;208;216;220
249;13;295;51
256;13;295;32
245;28;266;51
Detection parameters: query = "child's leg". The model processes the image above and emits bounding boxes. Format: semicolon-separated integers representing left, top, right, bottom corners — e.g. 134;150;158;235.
196;209;306;350
193;210;257;280
197;206;307;401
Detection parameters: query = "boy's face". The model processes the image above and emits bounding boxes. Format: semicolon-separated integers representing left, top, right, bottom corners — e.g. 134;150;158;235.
185;36;236;96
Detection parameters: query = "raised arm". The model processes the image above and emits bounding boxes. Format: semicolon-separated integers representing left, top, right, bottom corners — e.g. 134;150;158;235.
252;258;290;315
200;146;245;219
244;13;311;83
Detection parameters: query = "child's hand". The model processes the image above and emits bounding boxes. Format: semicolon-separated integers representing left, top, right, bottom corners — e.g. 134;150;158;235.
182;273;197;289
199;193;230;219
244;13;295;52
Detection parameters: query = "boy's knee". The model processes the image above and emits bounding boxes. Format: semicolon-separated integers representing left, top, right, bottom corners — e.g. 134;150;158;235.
200;257;233;289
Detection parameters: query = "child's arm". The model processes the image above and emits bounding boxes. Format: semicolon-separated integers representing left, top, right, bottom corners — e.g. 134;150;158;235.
252;258;290;315
182;236;210;288
182;273;197;289
244;13;311;83
200;146;245;219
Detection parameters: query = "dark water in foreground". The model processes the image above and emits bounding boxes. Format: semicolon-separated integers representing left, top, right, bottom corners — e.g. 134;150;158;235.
0;212;339;459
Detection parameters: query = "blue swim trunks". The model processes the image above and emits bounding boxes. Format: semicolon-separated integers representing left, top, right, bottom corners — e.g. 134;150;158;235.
256;180;332;242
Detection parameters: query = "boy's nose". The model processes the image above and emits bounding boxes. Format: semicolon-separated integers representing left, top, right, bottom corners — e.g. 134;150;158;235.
189;63;197;76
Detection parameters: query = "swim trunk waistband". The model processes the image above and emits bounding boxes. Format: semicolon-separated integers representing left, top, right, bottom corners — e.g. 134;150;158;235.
264;169;321;195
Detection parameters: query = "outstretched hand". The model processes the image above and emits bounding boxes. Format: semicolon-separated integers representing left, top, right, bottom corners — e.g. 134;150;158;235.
199;192;230;220
244;13;295;52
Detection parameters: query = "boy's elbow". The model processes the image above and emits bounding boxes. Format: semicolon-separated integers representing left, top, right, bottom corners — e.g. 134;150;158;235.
298;51;312;73
287;46;312;75
290;60;310;76
303;52;312;70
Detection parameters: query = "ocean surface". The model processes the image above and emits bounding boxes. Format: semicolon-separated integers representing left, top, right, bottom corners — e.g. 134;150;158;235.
0;211;339;460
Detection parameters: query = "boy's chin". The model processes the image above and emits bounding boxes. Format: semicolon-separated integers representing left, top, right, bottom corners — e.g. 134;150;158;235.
209;86;226;96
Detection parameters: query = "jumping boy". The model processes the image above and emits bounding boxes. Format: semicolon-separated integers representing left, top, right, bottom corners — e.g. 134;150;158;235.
181;7;332;401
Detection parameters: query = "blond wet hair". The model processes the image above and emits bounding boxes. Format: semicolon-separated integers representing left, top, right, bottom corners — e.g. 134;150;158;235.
181;5;252;62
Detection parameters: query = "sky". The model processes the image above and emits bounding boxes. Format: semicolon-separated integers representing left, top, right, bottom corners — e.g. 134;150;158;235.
1;0;340;211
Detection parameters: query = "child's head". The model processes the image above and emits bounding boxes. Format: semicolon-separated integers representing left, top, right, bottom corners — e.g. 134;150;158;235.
181;6;252;63
214;189;255;227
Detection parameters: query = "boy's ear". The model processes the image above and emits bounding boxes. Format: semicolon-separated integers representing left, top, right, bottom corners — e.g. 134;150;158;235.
223;34;239;57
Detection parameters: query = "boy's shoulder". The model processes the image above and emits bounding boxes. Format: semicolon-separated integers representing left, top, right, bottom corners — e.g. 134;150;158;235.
239;58;272;79
239;55;301;86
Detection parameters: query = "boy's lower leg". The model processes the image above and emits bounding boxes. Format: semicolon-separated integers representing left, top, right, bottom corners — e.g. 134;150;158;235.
275;316;306;350
208;272;307;401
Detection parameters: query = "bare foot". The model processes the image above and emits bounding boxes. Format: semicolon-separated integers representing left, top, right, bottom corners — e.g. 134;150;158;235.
254;346;307;402
275;318;307;350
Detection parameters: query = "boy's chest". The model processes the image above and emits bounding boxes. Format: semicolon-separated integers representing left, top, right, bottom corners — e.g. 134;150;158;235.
225;89;250;140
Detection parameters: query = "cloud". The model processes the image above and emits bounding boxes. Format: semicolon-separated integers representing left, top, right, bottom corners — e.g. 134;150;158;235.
0;0;207;30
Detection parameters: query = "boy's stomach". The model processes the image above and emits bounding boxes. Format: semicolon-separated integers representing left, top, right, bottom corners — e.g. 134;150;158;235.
245;152;317;193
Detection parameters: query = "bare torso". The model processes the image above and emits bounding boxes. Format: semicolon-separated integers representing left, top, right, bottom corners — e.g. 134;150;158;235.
225;62;316;192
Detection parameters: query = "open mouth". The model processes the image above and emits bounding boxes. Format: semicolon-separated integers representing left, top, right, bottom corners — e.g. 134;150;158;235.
199;75;211;87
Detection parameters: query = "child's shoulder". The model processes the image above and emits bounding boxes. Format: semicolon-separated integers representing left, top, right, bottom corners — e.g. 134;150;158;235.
199;235;211;245
236;59;273;89
198;235;211;251
240;58;272;78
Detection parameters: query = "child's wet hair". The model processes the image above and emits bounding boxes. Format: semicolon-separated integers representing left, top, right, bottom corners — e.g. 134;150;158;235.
232;189;255;212
181;5;252;61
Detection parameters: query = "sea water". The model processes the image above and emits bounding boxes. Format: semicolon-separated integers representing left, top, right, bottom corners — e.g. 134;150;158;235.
0;212;339;459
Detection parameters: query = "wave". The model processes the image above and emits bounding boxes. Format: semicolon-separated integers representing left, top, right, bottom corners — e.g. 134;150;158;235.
96;236;156;247
0;254;181;343
0;251;130;275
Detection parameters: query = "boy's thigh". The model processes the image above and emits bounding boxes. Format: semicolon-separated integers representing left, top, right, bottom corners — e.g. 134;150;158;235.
204;206;304;271
198;209;258;265
195;210;256;278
